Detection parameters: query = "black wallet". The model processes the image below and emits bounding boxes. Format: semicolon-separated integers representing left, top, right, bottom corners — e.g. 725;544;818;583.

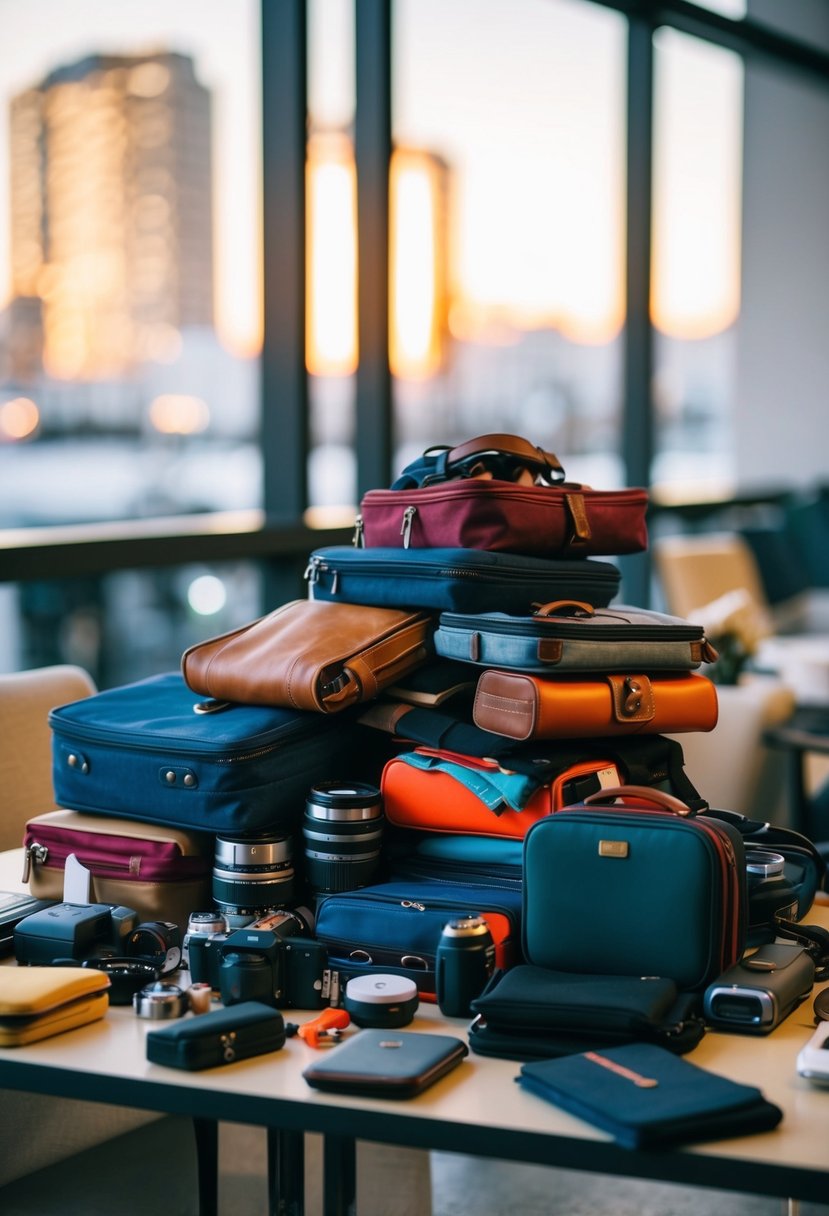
469;966;704;1060
146;1001;286;1071
303;1029;468;1098
519;1042;783;1149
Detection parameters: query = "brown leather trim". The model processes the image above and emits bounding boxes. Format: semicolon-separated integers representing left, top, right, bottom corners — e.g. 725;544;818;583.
564;491;591;544
473;671;535;740
607;674;655;723
536;639;563;664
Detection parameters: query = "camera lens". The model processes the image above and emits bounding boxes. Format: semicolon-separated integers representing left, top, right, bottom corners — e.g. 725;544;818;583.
212;833;295;927
303;781;384;895
745;848;798;933
435;914;495;1018
219;950;277;1007
182;910;229;968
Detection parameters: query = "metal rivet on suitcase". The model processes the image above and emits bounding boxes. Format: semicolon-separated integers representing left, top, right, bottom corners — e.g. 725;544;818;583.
165;770;176;784
183;774;196;787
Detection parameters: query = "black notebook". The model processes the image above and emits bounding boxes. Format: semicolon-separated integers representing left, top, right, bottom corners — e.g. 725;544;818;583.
519;1042;782;1149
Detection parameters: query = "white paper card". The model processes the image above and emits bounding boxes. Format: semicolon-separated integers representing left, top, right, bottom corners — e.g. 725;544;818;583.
64;853;92;903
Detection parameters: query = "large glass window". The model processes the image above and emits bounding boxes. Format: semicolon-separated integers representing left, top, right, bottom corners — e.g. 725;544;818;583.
0;0;262;528
651;27;744;499
389;0;627;488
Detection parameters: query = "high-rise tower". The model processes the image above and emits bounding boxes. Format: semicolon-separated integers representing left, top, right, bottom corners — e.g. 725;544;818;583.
9;51;213;380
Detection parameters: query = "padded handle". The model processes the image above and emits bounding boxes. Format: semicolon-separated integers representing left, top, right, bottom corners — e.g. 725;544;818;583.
582;784;694;818
444;433;565;484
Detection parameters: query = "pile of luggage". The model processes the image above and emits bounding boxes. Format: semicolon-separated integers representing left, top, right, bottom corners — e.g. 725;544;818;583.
20;433;827;1056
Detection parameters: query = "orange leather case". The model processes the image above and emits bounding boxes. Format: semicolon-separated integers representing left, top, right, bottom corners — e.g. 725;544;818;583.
473;671;718;741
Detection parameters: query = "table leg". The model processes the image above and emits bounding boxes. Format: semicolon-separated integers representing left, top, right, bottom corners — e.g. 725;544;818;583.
323;1134;356;1216
267;1127;305;1216
192;1117;219;1216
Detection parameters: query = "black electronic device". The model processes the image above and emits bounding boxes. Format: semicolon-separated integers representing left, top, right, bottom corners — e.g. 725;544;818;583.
303;1029;467;1098
703;942;815;1034
0;891;57;957
217;909;321;1009
13;901;138;965
435;914;495;1018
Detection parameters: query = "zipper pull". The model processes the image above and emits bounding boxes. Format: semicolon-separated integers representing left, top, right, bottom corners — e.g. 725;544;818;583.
22;842;49;883
304;555;320;585
352;514;364;547
400;899;425;911
401;505;417;548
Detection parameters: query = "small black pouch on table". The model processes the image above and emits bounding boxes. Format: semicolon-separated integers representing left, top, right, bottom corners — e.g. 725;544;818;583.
146;1001;286;1071
469;966;704;1060
518;1041;782;1149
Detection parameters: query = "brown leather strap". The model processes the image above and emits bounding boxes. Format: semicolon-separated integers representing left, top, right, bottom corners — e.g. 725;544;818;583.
445;433;564;481
583;784;693;817
563;491;592;547
532;600;595;618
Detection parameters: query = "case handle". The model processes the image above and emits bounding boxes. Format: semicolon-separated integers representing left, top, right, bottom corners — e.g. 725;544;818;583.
582;784;694;818
532;600;595;619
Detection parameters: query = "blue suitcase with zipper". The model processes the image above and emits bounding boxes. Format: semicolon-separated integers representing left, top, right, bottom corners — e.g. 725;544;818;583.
49;672;361;834
314;878;524;998
305;546;620;613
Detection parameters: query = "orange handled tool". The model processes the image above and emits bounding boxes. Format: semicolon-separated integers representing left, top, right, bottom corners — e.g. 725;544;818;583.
297;1007;351;1048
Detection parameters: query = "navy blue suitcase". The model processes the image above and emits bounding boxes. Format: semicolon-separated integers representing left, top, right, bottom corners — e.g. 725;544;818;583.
305;546;620;613
49;672;360;834
314;878;524;997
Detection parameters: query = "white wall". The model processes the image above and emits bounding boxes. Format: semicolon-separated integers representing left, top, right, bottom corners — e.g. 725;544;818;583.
735;3;829;486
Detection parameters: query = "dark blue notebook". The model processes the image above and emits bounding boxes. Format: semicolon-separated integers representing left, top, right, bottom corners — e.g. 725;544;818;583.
519;1042;782;1149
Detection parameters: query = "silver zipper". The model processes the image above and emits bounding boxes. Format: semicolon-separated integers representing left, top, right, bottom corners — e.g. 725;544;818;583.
352;514;364;547
400;899;425;910
22;842;49;883
401;505;417;548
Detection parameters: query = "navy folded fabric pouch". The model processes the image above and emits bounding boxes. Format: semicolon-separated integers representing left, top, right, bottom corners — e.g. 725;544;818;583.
518;1042;783;1149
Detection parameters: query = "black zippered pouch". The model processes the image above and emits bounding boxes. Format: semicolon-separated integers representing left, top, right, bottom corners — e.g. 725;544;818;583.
305;546;620;613
468;966;704;1060
146;1001;286;1070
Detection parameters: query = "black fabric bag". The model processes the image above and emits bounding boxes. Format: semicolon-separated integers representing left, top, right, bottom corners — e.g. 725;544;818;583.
468;965;704;1060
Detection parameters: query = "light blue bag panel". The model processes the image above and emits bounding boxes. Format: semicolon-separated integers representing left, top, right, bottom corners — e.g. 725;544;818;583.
435;604;710;673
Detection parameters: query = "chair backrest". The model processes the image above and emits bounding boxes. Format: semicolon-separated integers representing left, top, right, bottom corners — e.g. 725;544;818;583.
652;531;775;634
0;665;96;852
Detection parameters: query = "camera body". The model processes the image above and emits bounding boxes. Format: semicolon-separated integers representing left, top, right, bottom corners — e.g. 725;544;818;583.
186;930;231;991
217;909;327;1009
13;901;138;965
703;942;815;1034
